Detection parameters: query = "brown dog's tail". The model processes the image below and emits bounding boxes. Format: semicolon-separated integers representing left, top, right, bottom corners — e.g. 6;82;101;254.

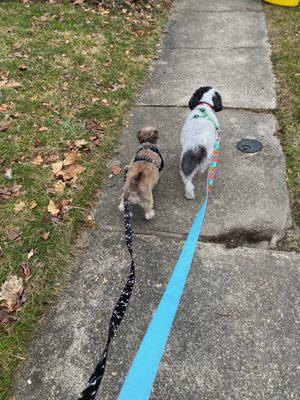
124;171;144;201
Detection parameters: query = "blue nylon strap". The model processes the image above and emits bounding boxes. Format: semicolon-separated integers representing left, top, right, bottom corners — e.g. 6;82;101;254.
117;192;209;400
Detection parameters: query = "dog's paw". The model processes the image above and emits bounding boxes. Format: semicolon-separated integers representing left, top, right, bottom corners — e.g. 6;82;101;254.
145;209;155;220
184;191;195;200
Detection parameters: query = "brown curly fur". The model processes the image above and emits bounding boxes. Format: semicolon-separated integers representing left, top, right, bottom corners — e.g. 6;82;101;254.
119;127;162;220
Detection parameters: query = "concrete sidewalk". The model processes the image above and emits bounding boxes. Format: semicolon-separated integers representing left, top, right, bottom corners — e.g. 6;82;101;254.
14;1;299;399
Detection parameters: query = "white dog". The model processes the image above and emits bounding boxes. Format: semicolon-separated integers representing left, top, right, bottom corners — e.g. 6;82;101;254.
180;86;223;199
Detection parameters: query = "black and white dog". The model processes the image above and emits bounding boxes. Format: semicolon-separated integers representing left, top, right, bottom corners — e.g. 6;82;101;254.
180;86;223;199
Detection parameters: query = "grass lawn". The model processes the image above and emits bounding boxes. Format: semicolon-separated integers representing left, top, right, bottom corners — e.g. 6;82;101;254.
264;4;300;250
0;1;170;398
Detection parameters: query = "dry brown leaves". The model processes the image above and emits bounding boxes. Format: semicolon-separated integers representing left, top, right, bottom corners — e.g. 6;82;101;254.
40;231;50;241
63;152;81;166
0;184;22;200
53;180;65;193
51;152;85;187
0;103;9;112
29;200;37;209
30;155;44;165
19;262;31;280
47;198;72;217
112;166;122;175
0;120;15;132
14;201;25;214
0;275;24;312
4;167;13;180
0;79;21;89
47;200;60;216
5;227;21;241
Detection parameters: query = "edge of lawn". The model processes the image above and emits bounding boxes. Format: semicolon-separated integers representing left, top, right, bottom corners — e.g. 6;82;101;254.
264;3;300;252
0;2;172;399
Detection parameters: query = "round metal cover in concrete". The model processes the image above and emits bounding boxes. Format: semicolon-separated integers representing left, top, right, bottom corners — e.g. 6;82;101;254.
237;138;263;153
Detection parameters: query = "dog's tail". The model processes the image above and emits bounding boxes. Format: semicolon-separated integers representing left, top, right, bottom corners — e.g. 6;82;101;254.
124;171;144;202
181;146;207;176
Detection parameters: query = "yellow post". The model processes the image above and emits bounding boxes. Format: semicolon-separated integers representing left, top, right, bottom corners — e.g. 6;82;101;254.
264;0;299;6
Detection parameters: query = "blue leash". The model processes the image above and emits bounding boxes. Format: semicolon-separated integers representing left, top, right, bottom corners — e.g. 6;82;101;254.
118;192;208;400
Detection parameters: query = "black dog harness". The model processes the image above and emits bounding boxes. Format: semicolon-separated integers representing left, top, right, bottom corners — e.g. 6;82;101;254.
133;143;164;172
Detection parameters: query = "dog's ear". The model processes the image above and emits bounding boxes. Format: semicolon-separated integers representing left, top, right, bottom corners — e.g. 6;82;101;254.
137;129;144;143
188;86;212;110
149;129;159;144
212;91;223;112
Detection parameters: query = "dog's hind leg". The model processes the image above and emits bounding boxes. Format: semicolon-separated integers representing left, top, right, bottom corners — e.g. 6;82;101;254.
180;147;206;199
118;193;125;213
142;191;155;220
180;169;195;199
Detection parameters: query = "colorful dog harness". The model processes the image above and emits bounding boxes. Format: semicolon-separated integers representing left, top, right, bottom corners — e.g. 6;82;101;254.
193;103;220;190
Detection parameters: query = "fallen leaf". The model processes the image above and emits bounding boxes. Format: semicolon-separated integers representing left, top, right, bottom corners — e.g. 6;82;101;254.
0;80;21;89
112;166;122;175
29;201;37;209
0;104;9;112
12;42;22;50
47;200;60;216
4;168;13;180
45;187;56;195
61;199;72;212
53;180;65;193
27;249;34;260
14;201;25;214
52;160;63;175
0;307;10;324
18;64;28;71
19;262;31;279
40;231;50;241
0;121;15;132
38;126;48;132
31;155;43;165
0;275;24;312
33;137;41;147
63;164;85;180
47;154;59;162
5;227;20;241
0;184;22;199
74;139;88;148
63;152;81;166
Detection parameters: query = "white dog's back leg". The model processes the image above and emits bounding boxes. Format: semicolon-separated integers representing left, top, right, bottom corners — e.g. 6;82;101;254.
180;169;195;199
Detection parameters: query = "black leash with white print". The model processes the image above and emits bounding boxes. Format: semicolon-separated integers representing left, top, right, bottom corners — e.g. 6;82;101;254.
78;169;135;400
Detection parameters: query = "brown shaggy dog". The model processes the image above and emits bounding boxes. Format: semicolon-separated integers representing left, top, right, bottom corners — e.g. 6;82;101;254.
119;127;163;220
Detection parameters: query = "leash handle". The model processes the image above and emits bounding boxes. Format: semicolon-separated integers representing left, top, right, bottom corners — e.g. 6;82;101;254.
78;198;135;400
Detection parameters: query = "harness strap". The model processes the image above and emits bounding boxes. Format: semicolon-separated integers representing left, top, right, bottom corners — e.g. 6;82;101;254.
193;105;220;132
135;144;164;172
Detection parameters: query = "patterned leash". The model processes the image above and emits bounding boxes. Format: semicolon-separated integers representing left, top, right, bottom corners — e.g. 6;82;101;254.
78;169;135;400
